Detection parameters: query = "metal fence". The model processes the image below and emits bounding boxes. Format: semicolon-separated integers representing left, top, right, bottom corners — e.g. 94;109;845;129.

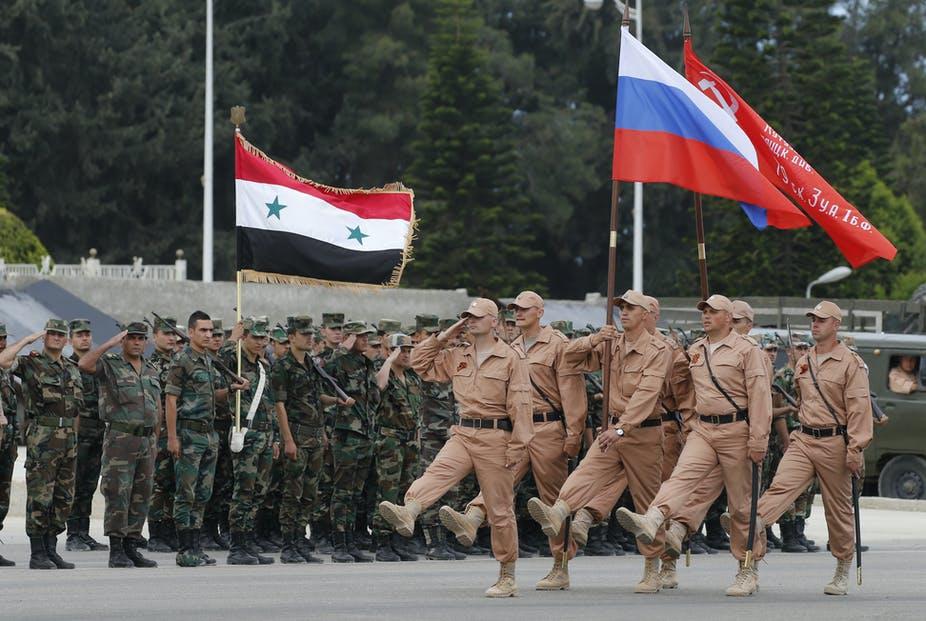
0;253;187;282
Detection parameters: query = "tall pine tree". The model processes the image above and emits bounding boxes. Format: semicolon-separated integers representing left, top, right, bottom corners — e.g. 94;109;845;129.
405;0;543;297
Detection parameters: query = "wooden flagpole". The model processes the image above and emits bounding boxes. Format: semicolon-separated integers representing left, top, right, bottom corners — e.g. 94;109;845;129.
683;7;710;300
231;106;246;432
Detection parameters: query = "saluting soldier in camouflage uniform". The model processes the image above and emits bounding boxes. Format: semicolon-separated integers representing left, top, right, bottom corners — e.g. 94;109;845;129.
326;320;380;563
273;316;340;564
146;315;179;552
202;318;233;552
165;311;249;567
222;317;279;565
65;319;108;552
0;322;18;566
0;319;83;570
371;334;422;562
79;322;160;568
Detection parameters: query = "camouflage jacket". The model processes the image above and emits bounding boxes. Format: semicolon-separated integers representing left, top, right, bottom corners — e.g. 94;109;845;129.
376;368;422;433
146;348;175;408
585;370;604;429
211;350;231;422
773;366;800;430
12;350;83;420
164;345;216;422
221;345;277;428
69;352;100;420
96;352;161;427
1;369;17;428
325;349;380;435
272;349;328;428
418;379;454;438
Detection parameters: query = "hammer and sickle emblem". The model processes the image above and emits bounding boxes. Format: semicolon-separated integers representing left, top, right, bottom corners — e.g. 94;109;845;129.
698;75;739;120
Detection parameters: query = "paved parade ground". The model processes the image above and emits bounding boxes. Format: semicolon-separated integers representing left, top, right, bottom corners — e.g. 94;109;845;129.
2;505;925;620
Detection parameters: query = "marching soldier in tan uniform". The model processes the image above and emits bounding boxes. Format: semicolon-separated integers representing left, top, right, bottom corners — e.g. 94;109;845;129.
439;291;587;590
617;294;771;597
528;290;670;593
379;298;533;597
751;301;872;595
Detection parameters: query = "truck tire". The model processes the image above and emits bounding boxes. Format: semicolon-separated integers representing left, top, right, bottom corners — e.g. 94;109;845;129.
878;455;926;499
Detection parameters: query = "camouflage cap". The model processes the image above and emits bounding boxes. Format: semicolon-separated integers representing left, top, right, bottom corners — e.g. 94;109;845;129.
501;309;516;324
154;315;177;332
0;322;6;337
243;316;270;337
438;318;457;331
389;333;413;348
288;315;315;334
368;334;383;346
125;321;148;336
211;318;223;332
322;313;344;328
403;324;417;335
575;326;592;337
342;320;376;336
415;314;440;334
69;318;92;334
45;318;69;334
377;319;402;334
550;320;574;336
270;326;289;343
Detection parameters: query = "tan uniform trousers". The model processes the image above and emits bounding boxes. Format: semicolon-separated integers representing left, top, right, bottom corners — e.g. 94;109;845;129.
404;427;517;562
673;465;724;533
662;424;684;481
758;433;855;560
558;424;665;559
650;421;766;562
469;421;570;555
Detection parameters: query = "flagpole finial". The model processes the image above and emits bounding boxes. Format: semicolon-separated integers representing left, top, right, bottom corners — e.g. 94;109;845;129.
682;3;691;40
622;2;631;27
230;106;246;132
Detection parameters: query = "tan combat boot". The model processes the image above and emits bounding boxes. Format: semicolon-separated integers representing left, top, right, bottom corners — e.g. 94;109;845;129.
485;561;519;598
571;508;594;547
535;553;570;591
527;498;570;538
634;557;662;593
615;506;665;545
659;558;679;589
823;558;851;596
725;561;759;597
378;499;422;538
664;519;687;559
439;505;485;547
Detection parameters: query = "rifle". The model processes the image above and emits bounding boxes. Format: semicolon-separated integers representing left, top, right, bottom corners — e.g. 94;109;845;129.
668;326;692;363
275;324;350;402
148;313;246;385
772;383;799;408
869;391;885;422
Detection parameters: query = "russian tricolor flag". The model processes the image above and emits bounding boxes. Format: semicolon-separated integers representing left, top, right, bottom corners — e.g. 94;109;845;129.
612;27;809;230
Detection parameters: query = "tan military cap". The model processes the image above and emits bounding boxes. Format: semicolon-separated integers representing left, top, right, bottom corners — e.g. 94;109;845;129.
615;289;650;309
806;300;843;321
508;291;544;310
731;300;755;321
641;295;659;314
697;294;734;313
461;298;498;319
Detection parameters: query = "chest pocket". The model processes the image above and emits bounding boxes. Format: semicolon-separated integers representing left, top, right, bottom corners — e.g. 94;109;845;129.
621;362;643;396
116;375;140;405
479;365;509;406
40;375;63;404
529;350;556;369
192;368;213;394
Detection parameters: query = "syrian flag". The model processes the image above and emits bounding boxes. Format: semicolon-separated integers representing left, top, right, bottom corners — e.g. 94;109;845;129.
235;133;415;287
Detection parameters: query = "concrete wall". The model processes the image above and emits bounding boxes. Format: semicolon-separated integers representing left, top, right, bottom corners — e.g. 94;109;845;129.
11;276;474;325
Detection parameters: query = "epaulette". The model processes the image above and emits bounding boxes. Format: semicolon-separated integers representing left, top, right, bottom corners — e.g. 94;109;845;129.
850;351;868;370
743;334;760;347
550;329;569;343
28;350;40;357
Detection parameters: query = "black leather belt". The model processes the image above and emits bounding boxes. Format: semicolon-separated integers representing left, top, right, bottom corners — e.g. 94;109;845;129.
533;411;563;423
249;421;273;433
800;424;846;438
699;412;748;425
609;416;662;428
177;419;213;433
459;417;513;431
213;418;232;431
108;421;155;437
78;416;104;429
34;416;77;429
661;412;680;424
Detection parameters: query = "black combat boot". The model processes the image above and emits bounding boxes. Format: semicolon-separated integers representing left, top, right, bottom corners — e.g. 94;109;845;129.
354;523;373;551
217;513;231;550
193;529;217;565
254;511;281;552
200;519;224;551
406;526;427;555
0;554;14;567
346;531;374;562
585;525;614;556
375;534;401;562
766;526;782;550
164;521;180;551
780;521;807;553
80;517;108;550
29;536;56;570
65;519;89;551
392;533;419;561
705;515;731;550
280;533;306;564
44;534;75;569
689;531;716;554
245;534;276;565
175;530;205;567
227;532;259;565
146;521;172;552
107;537;134;568
330;531;355;563
312;521;334;555
424;526;455;560
292;534;322;564
124;537;157;567
795;517;819;552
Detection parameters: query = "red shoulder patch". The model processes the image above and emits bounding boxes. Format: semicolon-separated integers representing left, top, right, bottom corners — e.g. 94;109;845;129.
799;363;808;374
456;362;467;372
691;353;701;364
29;351;40;357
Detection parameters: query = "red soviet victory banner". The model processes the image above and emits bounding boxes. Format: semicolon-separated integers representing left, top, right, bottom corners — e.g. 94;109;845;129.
684;40;897;267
